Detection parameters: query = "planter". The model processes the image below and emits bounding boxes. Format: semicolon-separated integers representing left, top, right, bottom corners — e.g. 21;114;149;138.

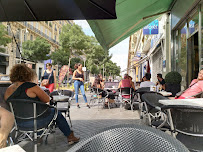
165;83;181;97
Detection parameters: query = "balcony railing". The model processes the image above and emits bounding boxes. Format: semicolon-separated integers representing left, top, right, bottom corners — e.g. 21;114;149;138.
22;22;59;45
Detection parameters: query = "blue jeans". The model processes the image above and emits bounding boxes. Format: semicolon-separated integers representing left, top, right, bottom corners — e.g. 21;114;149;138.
17;108;71;137
74;80;88;103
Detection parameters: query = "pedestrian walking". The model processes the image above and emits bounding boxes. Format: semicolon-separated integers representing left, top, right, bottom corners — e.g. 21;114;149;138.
41;63;56;93
72;63;90;108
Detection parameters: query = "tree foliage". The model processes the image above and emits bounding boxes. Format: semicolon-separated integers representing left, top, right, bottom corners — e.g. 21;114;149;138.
22;37;51;62
0;24;11;53
51;23;89;66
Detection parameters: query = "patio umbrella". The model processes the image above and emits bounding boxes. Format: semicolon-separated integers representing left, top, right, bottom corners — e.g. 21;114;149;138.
0;0;117;21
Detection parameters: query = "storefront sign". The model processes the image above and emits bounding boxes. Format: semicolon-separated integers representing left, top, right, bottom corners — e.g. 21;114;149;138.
143;20;159;35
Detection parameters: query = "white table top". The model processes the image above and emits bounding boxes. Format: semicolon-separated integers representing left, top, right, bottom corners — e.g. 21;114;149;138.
0;145;25;152
159;98;203;107
52;95;70;101
159;91;172;96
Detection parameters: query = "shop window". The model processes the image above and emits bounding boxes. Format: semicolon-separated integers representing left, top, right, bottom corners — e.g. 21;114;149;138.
179;24;187;89
30;35;33;41
188;12;199;36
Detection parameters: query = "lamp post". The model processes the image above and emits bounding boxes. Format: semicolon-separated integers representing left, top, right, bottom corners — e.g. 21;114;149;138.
20;28;29;63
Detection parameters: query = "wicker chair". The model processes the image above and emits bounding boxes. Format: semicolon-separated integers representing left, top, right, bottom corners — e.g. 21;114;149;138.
67;124;189;152
7;99;58;152
141;92;169;129
162;105;203;151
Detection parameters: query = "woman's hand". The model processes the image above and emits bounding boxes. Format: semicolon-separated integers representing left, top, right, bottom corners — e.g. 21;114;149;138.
79;78;84;82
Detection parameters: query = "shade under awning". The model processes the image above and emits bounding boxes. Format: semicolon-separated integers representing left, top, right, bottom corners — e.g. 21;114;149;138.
0;0;116;21
88;0;174;50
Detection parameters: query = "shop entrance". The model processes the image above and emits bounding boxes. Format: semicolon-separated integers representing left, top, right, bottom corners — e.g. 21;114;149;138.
187;32;199;85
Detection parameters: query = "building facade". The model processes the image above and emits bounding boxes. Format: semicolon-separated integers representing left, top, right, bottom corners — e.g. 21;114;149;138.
128;0;202;91
0;20;73;80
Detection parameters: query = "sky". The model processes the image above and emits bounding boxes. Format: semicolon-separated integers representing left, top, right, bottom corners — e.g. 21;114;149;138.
74;20;129;75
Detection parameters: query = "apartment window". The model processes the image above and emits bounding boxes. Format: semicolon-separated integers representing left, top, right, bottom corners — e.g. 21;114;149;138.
45;29;47;35
55;24;57;31
59;28;61;34
49;31;52;38
36;22;38;29
30;35;33;41
41;25;43;32
54;35;56;41
24;33;26;41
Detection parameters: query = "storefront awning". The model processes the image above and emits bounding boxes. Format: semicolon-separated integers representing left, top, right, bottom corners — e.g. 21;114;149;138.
88;0;174;50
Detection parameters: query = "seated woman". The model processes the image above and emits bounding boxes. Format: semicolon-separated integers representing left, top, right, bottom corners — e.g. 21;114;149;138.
118;74;136;99
176;69;203;99
4;64;79;144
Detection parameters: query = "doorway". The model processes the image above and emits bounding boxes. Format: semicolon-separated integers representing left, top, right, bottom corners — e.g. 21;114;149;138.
187;32;199;86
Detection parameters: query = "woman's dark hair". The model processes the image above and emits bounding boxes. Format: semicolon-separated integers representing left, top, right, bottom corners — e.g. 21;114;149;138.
74;63;82;69
10;64;35;83
46;63;52;67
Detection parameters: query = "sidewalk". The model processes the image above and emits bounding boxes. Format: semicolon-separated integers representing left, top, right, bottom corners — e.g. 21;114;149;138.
20;93;142;152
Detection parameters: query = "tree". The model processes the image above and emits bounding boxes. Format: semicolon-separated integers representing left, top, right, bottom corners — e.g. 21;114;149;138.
51;24;90;67
70;57;82;69
0;24;11;53
22;37;51;62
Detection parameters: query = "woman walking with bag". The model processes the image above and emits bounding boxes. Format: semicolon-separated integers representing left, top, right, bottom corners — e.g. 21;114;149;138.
41;63;56;93
72;63;90;108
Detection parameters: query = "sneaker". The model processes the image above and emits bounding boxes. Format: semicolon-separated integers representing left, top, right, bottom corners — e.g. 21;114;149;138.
86;104;90;108
77;105;80;108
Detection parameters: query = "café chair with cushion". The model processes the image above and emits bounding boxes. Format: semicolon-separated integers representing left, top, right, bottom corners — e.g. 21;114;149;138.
119;87;134;111
162;105;203;151
67;124;189;152
141;92;169;129
7;99;58;152
49;90;73;127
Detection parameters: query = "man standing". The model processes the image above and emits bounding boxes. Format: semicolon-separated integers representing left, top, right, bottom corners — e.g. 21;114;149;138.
156;73;166;90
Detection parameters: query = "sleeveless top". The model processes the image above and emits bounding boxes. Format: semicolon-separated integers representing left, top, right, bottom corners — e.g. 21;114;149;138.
121;79;131;88
43;70;54;84
6;82;40;102
75;71;83;79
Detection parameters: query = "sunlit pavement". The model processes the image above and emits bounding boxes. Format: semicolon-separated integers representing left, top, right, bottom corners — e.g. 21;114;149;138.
20;92;142;152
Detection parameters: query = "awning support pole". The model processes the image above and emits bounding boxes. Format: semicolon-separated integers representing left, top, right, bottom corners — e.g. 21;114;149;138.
24;0;38;20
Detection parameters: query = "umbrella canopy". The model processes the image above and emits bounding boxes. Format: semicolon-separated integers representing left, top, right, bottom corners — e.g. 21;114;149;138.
0;0;117;21
88;0;174;50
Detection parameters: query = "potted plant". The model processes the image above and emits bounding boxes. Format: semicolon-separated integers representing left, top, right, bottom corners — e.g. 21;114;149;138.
165;71;182;97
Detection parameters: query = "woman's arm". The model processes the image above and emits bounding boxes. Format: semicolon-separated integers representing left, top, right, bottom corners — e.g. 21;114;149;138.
53;70;57;89
118;81;122;88
32;85;50;103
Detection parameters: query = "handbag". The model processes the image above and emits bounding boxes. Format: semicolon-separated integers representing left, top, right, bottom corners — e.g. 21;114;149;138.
41;71;52;87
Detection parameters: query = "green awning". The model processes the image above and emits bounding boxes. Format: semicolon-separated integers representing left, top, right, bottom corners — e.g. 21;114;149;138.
88;0;174;50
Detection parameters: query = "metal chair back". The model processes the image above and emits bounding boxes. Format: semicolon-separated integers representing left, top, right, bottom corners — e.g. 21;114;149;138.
162;105;203;151
67;124;189;152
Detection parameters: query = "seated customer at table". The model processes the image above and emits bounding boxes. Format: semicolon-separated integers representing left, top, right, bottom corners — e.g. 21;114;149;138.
4;64;79;144
176;69;203;99
92;74;104;90
140;73;155;88
0;107;14;148
128;76;136;90
118;74;135;90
